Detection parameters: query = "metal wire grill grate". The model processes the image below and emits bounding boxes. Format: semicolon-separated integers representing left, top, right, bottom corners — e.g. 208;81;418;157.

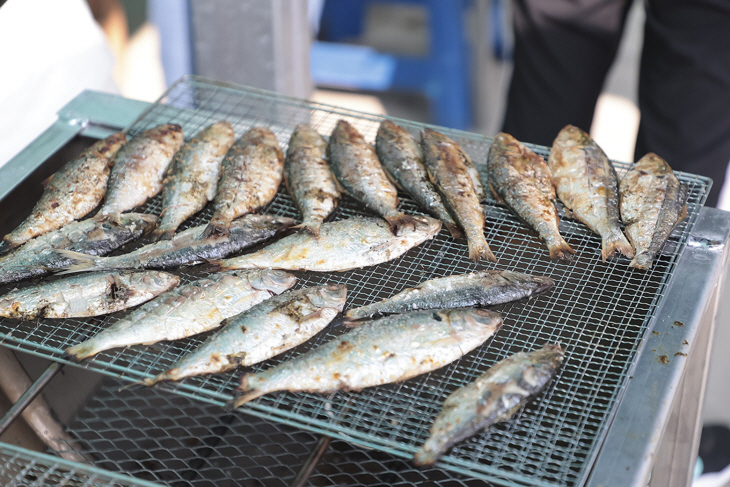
0;76;712;487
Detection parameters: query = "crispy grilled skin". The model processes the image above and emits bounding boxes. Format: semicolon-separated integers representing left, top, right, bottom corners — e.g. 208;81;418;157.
3;133;126;248
153;121;236;240
548;125;633;261
100;124;184;218
620;153;688;269
284;123;340;236
328;119;419;235
487;132;575;260
422;128;496;262
375;120;461;238
204;127;284;237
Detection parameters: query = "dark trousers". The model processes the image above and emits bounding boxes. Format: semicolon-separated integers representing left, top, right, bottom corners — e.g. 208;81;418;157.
502;0;730;207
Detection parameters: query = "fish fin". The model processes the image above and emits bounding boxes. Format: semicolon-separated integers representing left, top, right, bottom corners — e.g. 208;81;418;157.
487;182;505;205
547;239;576;261
201;222;229;239
384;214;421;236
443;221;463;240
291;222;321;237
468;241;497;263
563;207;573;219
93;212;122;225
52;250;102;274
41;173;55;189
602;229;634;261
230;375;268;408
149;227;176;242
65;341;98;361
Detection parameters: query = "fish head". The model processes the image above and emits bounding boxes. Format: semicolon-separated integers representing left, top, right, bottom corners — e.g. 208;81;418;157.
528;343;565;370
503;272;556;296
440;308;503;340
247;269;298;294
307;284;348;312
554;125;591;149
634;152;672;175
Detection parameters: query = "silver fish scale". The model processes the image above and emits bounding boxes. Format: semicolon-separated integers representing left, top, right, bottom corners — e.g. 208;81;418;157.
0;77;712;487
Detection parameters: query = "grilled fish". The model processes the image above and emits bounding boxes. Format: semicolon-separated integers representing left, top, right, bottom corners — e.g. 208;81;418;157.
0;271;178;320
204;127;284;237
100;124;184;219
487;132;575;260
152;121;236;240
548;125;633;261
328;119;418;235
375;120;461;238
284;123;341;236
65;269;297;361
141;284;347;386
422;128;495;262
414;343;564;466
232;308;503;408
0;213;156;287
56;214;295;273
215;215;441;272
3;133;126;249
345;270;555;321
619;153;688;269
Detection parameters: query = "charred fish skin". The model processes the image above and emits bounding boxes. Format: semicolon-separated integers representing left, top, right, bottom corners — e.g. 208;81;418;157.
232;308;503;408
375;120;462;239
215;215;441;272
328;119;419;235
548;125;633;261
487;132;575;261
0;213;156;287
345;270;555;321
153;121;236;241
422;128;496;262
414;343;564;467
142;284;347;386
284;123;341;236
3;133;126;249
65;269;298;361
100;124;184;219
620;153;688;269
0;271;179;320
204;127;284;237
56;214;296;273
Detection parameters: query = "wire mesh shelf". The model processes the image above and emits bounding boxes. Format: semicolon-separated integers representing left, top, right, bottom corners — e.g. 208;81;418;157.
0;76;712;487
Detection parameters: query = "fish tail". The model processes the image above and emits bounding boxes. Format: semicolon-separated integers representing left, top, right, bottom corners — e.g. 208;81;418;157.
149;227;177;242
547;237;576;261
343;307;369;321
602;229;634;261
468;239;497;263
229;376;268;408
65;341;98;361
384;214;421;236
629;252;653;270
291;222;321;237
53;250;104;274
412;441;443;467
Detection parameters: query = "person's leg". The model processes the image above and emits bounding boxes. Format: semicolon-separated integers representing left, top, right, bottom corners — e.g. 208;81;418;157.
635;0;730;207
502;0;633;146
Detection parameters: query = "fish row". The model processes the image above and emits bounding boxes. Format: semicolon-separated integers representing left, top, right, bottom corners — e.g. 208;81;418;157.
488;126;688;269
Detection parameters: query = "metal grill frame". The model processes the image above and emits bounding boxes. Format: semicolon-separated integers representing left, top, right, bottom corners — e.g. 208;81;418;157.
0;76;713;487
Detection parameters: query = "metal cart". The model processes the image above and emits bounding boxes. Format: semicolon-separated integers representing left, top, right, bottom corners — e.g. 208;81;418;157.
0;77;727;487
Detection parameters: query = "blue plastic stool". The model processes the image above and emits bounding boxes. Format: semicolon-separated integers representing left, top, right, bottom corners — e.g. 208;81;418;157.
311;0;472;130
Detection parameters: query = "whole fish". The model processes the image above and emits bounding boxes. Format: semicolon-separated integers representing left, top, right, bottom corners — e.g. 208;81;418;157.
487;132;575;260
548;125;633;261
0;271;179;320
619;153;688;269
65;269;297;361
375;120;461;238
284;123;341;236
56;214;295;273
141;284;347;386
345;270;555;321
215;215;441;272
328;119;419;235
232;308;503;408
204;127;284;237
422;128;495;262
414;343;564;466
3;133;126;249
152;121;236;240
100;124;184;219
0;213;156;287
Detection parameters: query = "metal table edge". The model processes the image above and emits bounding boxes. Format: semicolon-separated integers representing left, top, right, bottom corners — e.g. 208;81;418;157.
586;206;730;487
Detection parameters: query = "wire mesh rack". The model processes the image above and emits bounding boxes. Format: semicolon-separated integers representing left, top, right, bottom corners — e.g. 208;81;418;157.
0;76;712;487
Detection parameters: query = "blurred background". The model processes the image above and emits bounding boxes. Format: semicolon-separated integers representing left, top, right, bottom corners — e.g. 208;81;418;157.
1;0;729;483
